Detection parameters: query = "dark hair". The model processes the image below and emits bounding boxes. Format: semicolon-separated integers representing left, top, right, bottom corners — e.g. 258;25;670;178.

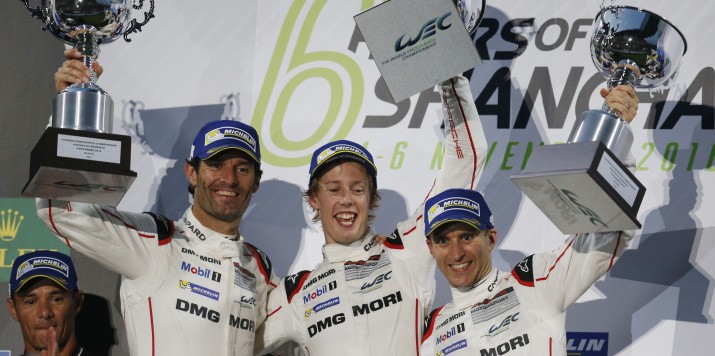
186;157;263;195
303;158;381;223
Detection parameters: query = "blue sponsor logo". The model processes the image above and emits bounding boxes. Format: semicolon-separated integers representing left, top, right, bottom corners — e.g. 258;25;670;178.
440;339;467;355
179;280;220;301
303;280;337;304
566;332;608;356
305;297;340;318
435;323;465;345
180;261;222;282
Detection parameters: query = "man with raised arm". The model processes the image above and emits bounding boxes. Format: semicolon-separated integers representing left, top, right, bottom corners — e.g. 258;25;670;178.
419;97;638;356
37;49;279;355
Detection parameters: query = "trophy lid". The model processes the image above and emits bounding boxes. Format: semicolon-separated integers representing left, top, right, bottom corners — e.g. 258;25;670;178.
591;6;688;89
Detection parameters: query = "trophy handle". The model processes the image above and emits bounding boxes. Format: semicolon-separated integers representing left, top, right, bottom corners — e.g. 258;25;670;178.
123;0;156;42
20;0;48;27
220;93;241;121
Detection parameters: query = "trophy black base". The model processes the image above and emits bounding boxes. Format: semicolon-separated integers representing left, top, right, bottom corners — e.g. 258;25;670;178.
22;127;136;206
510;141;645;234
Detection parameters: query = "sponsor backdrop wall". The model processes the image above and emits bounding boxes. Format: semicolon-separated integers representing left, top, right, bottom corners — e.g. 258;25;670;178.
2;1;713;355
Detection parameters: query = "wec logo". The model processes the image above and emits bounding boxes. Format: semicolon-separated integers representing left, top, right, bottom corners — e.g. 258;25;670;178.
394;12;452;52
360;271;392;292
53;181;124;192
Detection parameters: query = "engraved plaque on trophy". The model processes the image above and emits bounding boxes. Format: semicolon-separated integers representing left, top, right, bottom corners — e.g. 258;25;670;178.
19;0;155;206
511;6;687;234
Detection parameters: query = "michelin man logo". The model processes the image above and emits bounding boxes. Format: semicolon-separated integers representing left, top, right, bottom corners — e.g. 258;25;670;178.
317;147;338;165
205;129;225;145
427;202;445;223
16;261;33;279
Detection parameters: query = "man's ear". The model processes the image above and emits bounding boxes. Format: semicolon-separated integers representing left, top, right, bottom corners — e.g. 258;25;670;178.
252;176;260;193
6;297;18;322
426;239;434;254
73;291;85;316
308;192;319;211
487;229;498;252
185;162;198;187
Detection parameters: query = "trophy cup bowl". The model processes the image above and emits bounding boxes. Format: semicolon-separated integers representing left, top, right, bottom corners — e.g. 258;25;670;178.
43;0;131;48
20;0;155;206
511;6;687;234
591;6;688;90
451;0;486;35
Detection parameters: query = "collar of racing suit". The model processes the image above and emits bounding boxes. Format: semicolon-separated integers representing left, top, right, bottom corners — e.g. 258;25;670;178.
321;230;376;263
181;208;245;259
450;268;503;309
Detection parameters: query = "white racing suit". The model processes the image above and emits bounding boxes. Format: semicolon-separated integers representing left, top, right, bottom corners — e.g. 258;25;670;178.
255;75;487;355
36;201;279;356
420;229;634;356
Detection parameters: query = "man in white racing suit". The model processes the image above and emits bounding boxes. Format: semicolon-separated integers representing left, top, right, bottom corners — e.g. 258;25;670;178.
36;102;279;354
419;86;639;355
254;75;487;355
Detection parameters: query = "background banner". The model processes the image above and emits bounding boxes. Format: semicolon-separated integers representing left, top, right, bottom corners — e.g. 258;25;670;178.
1;1;713;354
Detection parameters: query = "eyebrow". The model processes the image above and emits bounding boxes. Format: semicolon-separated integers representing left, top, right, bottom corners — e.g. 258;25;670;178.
321;179;368;185
19;289;69;298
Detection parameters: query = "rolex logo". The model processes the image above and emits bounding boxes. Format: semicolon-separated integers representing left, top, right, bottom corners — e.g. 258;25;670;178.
1;209;24;242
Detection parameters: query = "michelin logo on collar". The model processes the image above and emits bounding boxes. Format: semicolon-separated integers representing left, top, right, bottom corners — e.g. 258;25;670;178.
205;127;257;149
317;144;369;165
427;198;482;223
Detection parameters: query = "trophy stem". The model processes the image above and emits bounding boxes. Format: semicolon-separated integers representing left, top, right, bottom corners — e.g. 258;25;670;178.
606;64;638;90
83;56;98;83
55;27;112;133
74;28;100;83
599;64;639;119
571;65;636;160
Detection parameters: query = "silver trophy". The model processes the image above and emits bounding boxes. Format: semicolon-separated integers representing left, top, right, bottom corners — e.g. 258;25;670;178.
511;6;687;234
20;0;155;206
